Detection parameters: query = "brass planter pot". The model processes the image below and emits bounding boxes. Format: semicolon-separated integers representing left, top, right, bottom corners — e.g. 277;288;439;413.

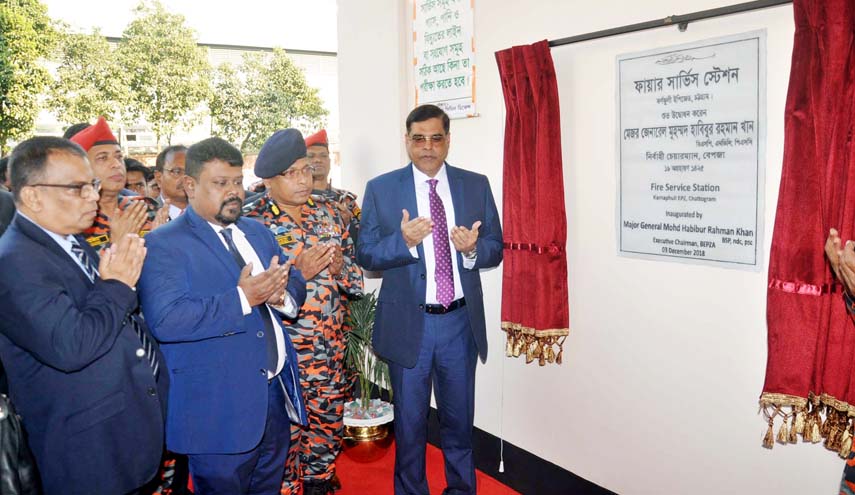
342;423;393;463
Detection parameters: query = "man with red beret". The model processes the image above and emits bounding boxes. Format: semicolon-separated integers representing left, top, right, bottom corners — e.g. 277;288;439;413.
305;129;361;244
304;131;364;482
70;117;167;249
70;118;181;494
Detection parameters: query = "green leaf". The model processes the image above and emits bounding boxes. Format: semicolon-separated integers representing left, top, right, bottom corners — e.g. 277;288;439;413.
344;291;393;409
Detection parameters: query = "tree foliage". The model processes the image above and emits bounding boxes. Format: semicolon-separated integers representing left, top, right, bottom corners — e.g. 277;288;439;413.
116;0;209;146
210;48;327;153
0;0;56;153
49;29;128;125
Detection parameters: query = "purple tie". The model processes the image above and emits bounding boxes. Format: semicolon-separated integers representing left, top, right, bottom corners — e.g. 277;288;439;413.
428;179;454;307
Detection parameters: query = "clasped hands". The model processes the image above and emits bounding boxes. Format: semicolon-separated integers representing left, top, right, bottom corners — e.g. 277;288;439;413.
99;233;147;288
400;208;480;254
238;257;292;307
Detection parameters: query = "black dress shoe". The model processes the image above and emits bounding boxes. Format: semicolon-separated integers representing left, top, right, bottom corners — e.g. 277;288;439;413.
303;478;332;495
329;473;342;491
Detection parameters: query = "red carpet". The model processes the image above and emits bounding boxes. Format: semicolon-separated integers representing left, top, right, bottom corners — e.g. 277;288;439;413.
336;440;519;495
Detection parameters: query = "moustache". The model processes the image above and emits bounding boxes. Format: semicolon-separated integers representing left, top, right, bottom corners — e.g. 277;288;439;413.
220;198;242;209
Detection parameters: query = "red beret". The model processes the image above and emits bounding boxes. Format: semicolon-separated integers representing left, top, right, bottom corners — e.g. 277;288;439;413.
70;116;119;151
304;129;328;148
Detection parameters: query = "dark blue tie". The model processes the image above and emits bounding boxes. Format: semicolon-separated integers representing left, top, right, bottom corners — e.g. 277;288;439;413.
69;237;98;283
220;227;279;372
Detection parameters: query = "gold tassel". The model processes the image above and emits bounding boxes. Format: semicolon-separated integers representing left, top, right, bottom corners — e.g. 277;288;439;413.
763;417;775;449
794;409;805;435
821;407;833;438
512;337;523;357
788;413;798;444
776;419;789;444
826;426;840;451
811;421;822;443
505;335;513;357
839;428;852;458
556;349;563;365
802;414;814;443
532;341;542;359
546;346;555;364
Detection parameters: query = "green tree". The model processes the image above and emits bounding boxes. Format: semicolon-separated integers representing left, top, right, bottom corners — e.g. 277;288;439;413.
0;0;56;153
117;1;209;146
210;48;327;153
49;29;128;125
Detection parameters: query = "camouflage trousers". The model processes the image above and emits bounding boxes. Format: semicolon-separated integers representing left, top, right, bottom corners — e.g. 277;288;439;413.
280;380;345;494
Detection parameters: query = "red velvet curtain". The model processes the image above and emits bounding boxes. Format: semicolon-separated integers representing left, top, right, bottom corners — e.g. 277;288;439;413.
762;0;855;455
495;40;569;366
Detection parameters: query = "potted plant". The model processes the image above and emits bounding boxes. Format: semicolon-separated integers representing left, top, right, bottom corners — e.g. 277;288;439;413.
342;291;394;462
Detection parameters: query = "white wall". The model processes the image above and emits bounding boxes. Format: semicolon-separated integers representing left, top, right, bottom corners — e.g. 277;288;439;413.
338;1;844;493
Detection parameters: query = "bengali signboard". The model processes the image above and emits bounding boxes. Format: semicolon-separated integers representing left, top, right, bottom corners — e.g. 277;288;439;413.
616;31;766;270
413;0;476;119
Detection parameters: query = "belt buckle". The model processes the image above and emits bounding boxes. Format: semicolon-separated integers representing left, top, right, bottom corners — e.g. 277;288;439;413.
425;298;464;314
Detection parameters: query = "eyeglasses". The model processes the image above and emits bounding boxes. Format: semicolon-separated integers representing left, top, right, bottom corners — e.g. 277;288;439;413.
279;165;316;180
30;179;102;198
165;168;185;177
408;134;447;145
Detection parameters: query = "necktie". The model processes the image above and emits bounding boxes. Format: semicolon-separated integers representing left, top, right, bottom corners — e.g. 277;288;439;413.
220;227;279;371
130;315;160;380
69;237;98;283
428;179;454;307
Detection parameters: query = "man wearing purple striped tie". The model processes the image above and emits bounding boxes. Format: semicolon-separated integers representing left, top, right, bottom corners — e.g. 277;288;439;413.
357;105;504;495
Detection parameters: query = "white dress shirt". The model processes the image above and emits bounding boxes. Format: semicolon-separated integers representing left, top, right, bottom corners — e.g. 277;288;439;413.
408;163;475;304
209;221;298;378
159;195;184;220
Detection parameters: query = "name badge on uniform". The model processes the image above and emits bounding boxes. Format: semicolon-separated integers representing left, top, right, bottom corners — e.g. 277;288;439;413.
268;224;296;246
277;233;296;246
86;234;109;248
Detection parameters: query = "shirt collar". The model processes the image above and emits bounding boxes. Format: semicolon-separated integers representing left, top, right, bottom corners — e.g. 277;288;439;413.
207;220;244;238
412;162;449;186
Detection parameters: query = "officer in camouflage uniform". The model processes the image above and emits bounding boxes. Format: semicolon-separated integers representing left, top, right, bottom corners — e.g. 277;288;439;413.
305;130;363;435
305;130;361;244
244;129;363;495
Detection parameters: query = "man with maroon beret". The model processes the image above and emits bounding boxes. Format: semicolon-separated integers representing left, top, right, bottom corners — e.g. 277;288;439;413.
305;130;361;244
70;117;167;249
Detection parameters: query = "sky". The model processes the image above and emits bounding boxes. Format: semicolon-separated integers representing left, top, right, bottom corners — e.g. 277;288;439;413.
42;0;338;52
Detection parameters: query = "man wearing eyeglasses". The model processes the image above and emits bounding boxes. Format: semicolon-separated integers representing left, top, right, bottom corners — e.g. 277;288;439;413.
357;105;503;495
0;136;168;495
244;129;363;495
154;145;189;220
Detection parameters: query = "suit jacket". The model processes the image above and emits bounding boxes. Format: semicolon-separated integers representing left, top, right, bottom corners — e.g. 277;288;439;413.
0;214;168;495
138;206;308;454
357;163;503;368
